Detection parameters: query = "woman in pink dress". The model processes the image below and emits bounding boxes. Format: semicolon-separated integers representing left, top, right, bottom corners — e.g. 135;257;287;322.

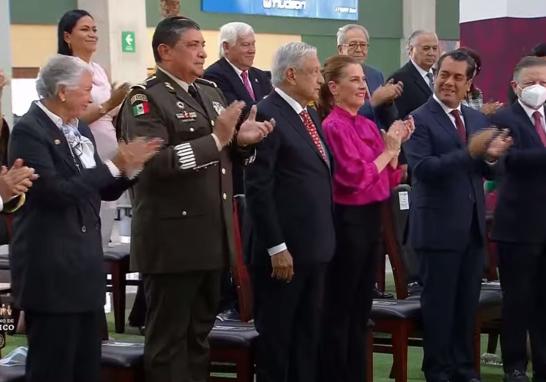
58;9;130;245
318;55;414;382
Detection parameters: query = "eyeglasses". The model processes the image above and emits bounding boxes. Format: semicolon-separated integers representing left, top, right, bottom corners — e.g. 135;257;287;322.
342;42;370;50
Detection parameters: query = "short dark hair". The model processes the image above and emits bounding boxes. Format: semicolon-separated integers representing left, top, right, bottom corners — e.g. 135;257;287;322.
152;16;200;63
57;9;92;56
513;55;546;82
530;42;546;57
436;49;476;79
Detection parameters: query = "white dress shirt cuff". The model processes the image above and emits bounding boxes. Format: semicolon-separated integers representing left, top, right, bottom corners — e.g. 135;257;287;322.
105;160;121;178
268;243;287;256
211;133;222;151
0;195;3;213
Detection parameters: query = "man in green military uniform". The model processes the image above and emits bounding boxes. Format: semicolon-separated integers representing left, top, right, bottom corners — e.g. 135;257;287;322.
118;17;273;382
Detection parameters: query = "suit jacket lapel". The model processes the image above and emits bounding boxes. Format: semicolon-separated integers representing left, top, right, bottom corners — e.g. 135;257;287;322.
220;58;254;104
513;102;545;146
429;98;463;147
407;62;432;98
31;103;81;173
271;93;329;167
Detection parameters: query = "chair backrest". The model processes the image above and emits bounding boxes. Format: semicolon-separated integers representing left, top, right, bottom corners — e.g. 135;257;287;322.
381;184;421;299
231;195;253;322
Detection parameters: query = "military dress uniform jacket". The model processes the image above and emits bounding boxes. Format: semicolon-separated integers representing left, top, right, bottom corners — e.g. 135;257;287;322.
119;69;254;274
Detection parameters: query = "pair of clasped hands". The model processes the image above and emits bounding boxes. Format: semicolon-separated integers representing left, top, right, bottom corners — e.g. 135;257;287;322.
468;127;513;160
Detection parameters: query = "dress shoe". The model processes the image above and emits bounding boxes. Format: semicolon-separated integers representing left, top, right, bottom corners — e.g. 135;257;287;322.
504;370;530;382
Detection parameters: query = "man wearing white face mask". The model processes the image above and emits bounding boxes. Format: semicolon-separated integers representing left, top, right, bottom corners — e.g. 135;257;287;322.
489;56;546;382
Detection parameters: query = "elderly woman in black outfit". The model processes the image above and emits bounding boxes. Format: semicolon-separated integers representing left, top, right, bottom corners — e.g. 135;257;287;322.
9;54;161;382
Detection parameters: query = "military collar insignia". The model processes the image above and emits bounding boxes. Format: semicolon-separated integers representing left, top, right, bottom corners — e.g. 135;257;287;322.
164;82;176;93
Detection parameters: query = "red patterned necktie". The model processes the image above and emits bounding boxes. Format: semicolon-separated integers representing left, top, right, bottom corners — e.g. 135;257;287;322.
532;111;546;147
241;71;256;101
450;109;467;144
299;110;327;161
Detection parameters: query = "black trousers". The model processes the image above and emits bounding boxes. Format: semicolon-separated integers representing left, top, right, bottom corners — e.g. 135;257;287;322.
143;270;222;382
319;203;381;382
498;242;546;380
419;216;484;382
25;310;102;382
251;263;326;382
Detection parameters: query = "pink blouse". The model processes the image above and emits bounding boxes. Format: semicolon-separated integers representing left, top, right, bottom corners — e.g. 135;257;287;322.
322;106;402;206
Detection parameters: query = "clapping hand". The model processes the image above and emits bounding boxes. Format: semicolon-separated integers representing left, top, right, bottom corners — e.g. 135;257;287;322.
113;137;163;175
486;128;512;160
480;101;503;116
214;101;245;147
106;82;131;110
0;159;38;201
389;116;415;143
237;105;275;146
370;79;404;107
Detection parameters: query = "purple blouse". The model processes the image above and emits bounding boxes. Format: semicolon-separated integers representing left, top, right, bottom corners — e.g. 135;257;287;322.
322;106;402;206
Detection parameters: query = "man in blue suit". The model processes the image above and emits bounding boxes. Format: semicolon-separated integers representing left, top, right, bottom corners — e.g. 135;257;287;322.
336;24;401;129
404;50;512;382
489;56;546;382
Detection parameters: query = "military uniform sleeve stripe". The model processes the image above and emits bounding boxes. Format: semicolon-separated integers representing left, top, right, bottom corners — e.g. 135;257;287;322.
174;143;197;169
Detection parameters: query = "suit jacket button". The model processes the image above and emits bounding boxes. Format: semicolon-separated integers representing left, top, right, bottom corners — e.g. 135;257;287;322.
190;128;195;132
182;210;187;216
222;193;227;200
221;168;226;175
81;225;87;233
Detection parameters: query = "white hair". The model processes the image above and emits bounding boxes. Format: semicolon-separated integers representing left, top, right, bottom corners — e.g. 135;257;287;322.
407;30;437;49
271;42;317;87
218;22;255;58
36;55;92;99
336;24;369;46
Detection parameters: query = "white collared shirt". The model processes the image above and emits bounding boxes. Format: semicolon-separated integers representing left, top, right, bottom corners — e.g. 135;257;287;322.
518;99;546;133
157;65;191;92
36;101;120;176
433;94;465;130
411;59;434;88
274;87;306;114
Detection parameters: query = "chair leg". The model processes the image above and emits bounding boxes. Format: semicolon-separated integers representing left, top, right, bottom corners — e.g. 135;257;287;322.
367;329;374;382
474;323;481;374
487;332;499;354
391;321;409;382
234;350;253;382
111;262;126;333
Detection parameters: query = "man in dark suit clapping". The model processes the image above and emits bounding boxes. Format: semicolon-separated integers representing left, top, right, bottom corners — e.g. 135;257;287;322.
404;49;512;382
388;30;439;120
489;56;546;382
204;22;273;195
245;42;336;382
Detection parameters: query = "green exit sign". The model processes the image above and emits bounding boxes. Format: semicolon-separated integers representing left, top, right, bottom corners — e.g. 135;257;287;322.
122;31;135;53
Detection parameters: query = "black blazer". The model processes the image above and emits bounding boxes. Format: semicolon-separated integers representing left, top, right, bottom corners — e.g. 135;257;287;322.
404;98;492;251
245;91;336;266
8;103;130;313
490;102;546;243
387;61;433;120
204;57;272;111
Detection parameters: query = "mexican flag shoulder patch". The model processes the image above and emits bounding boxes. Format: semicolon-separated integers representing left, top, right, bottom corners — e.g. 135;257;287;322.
132;101;150;117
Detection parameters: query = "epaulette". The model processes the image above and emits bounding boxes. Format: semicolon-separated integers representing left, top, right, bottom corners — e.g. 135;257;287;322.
195;77;218;88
